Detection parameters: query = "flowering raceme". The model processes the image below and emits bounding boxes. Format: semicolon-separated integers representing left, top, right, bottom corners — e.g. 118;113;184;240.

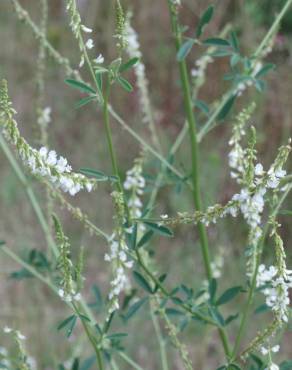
0;80;96;196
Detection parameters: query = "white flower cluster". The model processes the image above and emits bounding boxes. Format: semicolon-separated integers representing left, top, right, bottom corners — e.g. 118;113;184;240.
0;346;10;369
3;326;26;340
105;234;133;315
260;334;281;369
125;17;152;125
37;106;51;127
191;55;213;79
58;288;81;303
1;96;97;196
211;254;224;279
256;264;292;323
228;110;290;255
124;158;145;220
25;146;95;196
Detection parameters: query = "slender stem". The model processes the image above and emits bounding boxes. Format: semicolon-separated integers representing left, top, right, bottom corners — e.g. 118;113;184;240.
73;302;104;370
102;77;123;195
167;1;212;277
231;184;292;359
117;352;144;370
0;134;58;257
254;0;292;58
167;1;232;359
150;301;169;370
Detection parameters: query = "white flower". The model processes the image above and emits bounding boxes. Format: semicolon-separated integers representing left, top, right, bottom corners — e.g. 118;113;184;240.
85;39;94;50
94;54;104;64
255;163;264;176
271;345;280;353
3;326;12;333
38;107;51;127
81;25;92;33
260;346;269;355
16;331;26;340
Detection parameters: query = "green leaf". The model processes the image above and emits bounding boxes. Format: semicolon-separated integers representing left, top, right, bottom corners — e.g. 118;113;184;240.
209;306;225;327
255;63;275;78
89;285;103;313
230;54;240;68
137;230;154;248
106;333;128;340
95;73;103;93
79;168;109;181
103;312;115;333
123;297;148;321
119;57;139;73
217;94;236;121
177;39;195;61
225;313;239;325
117;76;133;92
0;240;5;246
203;38;230;46
165;308;185;317
196;5;214;38
127;223;137;250
143;222;173;237
254;303;270;314
65;79;96;95
133;271;153;294
195;99;210;116
57;315;77;338
94;66;108;75
216;286;242;306
71;358;79;370
209;278;217;303
210;50;233;57
75;96;96;109
229;31;239;52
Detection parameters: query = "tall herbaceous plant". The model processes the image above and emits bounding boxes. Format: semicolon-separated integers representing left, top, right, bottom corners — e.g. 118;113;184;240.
0;0;292;369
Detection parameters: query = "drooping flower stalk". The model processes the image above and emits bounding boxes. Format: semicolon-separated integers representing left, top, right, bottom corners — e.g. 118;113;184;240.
0;80;96;196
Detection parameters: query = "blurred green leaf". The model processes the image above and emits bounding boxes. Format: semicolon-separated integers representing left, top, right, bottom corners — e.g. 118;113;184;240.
177;39;195;61
143;222;173;237
203;38;230;46
133;271;153;294
216;286;242;306
196;5;214;38
117;77;133;92
119;57;139;73
65;79;96;95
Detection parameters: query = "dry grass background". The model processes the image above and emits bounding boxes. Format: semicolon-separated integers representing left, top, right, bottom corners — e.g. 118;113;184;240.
0;0;292;369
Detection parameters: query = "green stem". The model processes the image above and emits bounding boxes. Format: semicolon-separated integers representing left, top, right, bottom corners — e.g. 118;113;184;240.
167;1;231;358
102;76;123;195
117;352;144;370
73;302;104;370
0;134;58;257
254;0;292;58
150;301;169;370
231;184;292;359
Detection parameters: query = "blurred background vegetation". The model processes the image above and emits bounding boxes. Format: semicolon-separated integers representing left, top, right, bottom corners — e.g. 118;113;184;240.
0;0;292;369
